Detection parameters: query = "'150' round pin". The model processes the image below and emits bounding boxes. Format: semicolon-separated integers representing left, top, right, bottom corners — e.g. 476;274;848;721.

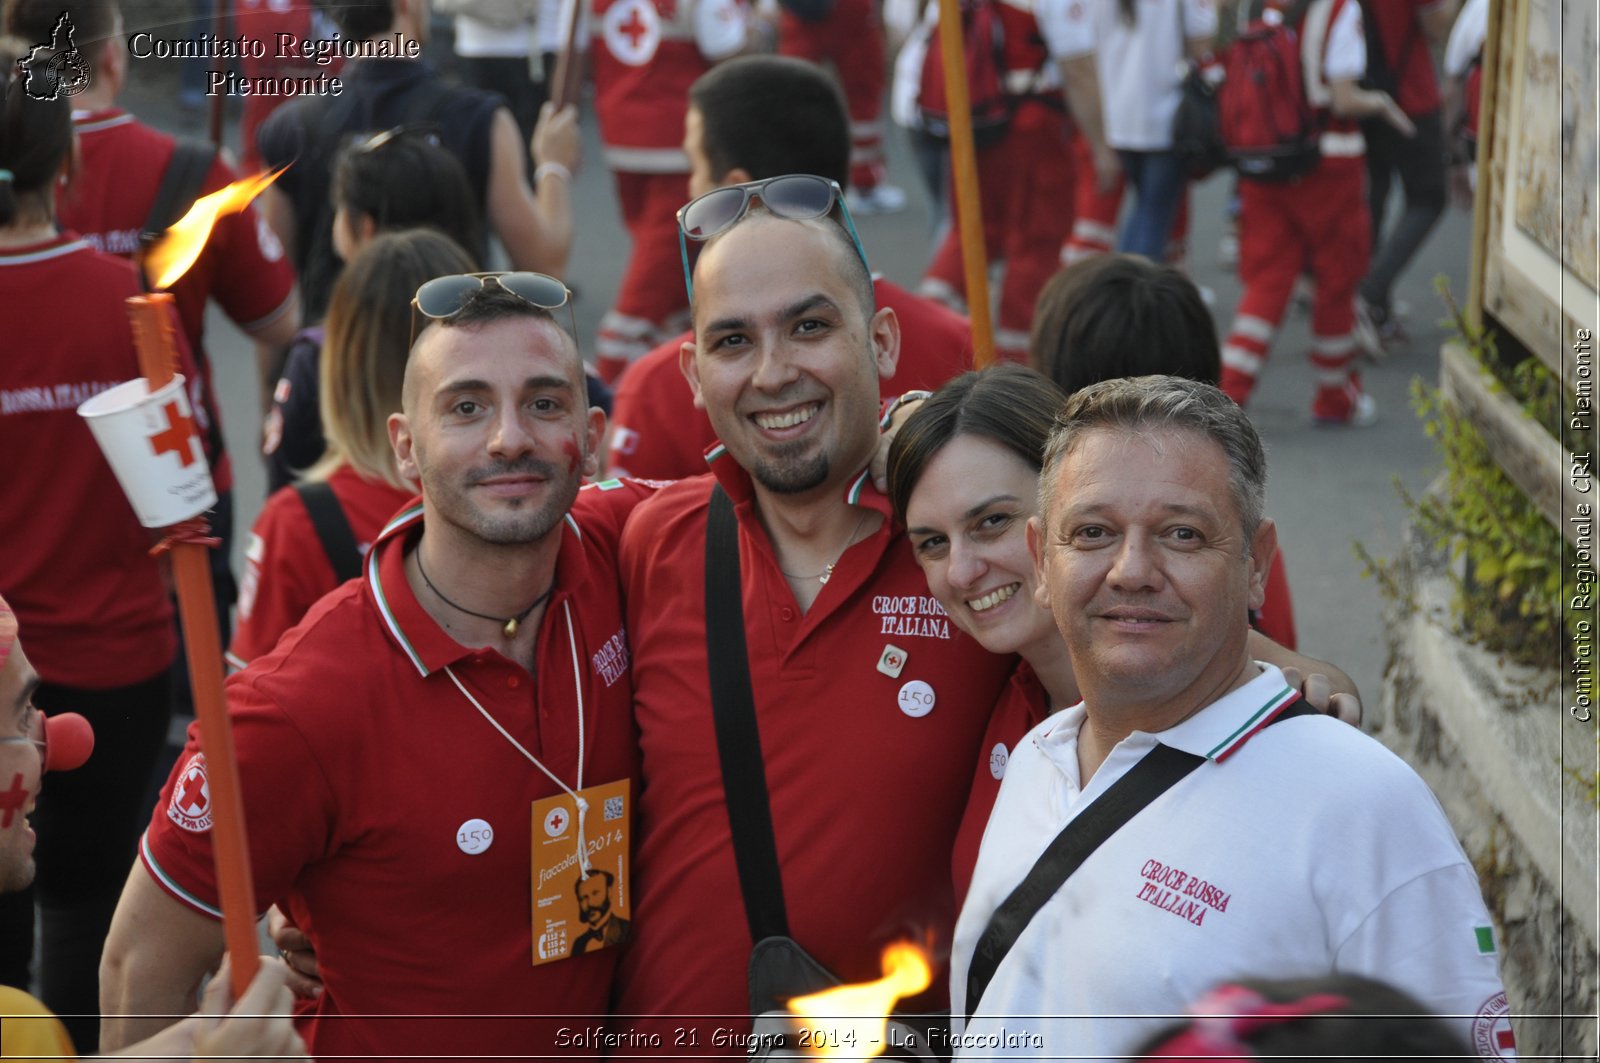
898;679;935;718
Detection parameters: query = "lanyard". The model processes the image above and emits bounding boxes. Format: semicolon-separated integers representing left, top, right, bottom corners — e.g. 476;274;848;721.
443;598;594;873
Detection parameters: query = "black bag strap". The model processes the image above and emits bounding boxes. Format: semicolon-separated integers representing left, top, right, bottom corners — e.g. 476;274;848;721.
705;484;791;942
294;481;362;584
964;699;1316;1023
140;138;219;244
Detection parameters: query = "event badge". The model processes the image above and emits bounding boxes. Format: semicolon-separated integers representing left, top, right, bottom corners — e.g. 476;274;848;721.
530;778;632;966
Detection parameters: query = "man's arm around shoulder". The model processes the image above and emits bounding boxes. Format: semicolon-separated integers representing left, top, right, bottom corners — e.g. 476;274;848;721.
100;859;228;1051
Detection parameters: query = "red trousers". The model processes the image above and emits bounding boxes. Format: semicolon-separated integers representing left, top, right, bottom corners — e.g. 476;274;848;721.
598;169;692;376
921;101;1076;360
1221;162;1371;406
779;0;887;191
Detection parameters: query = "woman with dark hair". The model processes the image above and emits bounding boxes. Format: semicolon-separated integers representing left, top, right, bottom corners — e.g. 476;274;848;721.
0;60;190;1047
886;365;1353;903
1027;253;1298;650
230;229;476;668
265;128;484;491
1132;973;1475;1060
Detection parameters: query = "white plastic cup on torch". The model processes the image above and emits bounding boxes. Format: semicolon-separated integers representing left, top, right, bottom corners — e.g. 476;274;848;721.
77;374;217;528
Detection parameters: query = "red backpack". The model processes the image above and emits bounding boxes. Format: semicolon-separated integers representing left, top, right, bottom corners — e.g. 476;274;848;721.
1217;11;1322;181
918;0;1012;147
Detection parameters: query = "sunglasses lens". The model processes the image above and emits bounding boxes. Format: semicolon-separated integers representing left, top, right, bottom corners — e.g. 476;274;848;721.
760;175;835;221
497;273;569;310
415;274;484;318
681;186;747;240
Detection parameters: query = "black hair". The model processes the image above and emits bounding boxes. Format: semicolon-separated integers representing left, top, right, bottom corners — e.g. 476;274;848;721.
1029;254;1221;398
0;63;71;226
1130;974;1475;1060
887;365;1066;525
326;0;394;41
688;55;850;187
575;869;615;897
333;129;482;257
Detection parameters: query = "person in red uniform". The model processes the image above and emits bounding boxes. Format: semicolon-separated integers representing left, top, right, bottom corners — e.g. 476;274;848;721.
230;230;476;668
605;55;972;480
608;188;1015;1052
0;595;311;1063
100;279;648;1058
918;0;1113;361
1218;0;1414;424
0;62;202;1050
587;0;753;382
232;0;345;173
773;0;904;213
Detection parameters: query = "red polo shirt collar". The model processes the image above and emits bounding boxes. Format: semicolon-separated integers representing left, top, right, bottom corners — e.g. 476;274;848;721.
363;499;595;677
702;441;895;520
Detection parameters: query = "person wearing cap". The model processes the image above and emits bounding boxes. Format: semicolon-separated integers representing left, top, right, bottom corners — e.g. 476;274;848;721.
947;375;1510;1059
101;276;651;1057
0;594;307;1062
607;175;1014;1052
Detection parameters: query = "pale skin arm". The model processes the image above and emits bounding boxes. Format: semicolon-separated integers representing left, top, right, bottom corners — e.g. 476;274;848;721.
117;956;308;1063
1329;76;1416;136
1055;53;1119;193
252;289;303;418
99;862;228;1051
487;105;579;277
1419;0;1461;45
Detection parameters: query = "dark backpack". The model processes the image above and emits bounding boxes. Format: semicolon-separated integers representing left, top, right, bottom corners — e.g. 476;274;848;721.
1217;14;1321;181
776;0;837;21
918;0;1011;147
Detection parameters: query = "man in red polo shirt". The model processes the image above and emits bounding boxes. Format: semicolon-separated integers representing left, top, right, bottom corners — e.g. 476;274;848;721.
610;192;1013;1051
605;55;972;480
100;281;647;1058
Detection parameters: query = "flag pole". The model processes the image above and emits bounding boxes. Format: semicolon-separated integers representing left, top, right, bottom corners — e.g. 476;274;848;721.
934;0;996;367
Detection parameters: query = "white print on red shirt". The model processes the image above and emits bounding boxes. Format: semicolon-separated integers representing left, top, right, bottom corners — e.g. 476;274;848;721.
872;594;951;640
167;752;213;833
591;629;630;688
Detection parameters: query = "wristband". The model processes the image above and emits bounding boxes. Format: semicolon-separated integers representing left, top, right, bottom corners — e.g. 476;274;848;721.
534;161;572;184
881;389;933;429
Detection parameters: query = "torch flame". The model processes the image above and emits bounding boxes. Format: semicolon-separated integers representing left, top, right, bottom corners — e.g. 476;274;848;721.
786;942;933;1061
144;167;287;290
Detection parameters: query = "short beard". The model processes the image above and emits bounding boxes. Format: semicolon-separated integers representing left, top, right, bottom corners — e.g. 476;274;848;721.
750;449;830;495
426;457;582;545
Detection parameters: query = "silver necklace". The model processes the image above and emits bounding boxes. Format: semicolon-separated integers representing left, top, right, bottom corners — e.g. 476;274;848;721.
779;511;870;585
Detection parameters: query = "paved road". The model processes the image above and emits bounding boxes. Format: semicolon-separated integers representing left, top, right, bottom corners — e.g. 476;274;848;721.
121;55;1474;707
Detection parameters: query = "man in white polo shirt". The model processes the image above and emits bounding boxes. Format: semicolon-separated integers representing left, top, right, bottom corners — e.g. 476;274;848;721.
949;375;1514;1061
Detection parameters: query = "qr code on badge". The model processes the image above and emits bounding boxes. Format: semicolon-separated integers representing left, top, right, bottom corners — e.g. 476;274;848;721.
603;796;624;821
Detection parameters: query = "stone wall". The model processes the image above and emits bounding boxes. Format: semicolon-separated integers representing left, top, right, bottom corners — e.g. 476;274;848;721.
1376;522;1597;1060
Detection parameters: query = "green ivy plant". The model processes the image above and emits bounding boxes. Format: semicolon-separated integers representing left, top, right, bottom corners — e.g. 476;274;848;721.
1354;280;1589;715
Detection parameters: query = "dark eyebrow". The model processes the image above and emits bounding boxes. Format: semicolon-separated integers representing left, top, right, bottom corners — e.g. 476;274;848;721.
436;375;574;396
1065;502;1215;521
963;494;1023;520
701;293;840;337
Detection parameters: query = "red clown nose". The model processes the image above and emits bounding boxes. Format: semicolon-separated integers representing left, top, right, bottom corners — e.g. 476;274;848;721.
42;712;94;774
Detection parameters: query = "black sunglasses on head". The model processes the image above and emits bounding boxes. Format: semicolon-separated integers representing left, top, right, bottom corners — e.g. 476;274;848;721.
409;272;577;347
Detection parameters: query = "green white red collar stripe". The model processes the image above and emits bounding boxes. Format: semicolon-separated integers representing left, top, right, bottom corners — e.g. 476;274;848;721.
368;502;428;677
1207;685;1302;761
704;441;891;516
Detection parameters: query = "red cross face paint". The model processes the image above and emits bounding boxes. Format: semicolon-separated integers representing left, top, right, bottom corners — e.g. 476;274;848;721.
0;773;28;829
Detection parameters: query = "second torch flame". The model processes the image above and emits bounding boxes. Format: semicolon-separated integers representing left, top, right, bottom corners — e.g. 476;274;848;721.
143;167;287;290
786;942;933;1061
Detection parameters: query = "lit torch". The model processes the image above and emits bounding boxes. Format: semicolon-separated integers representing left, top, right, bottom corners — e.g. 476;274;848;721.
749;943;938;1063
78;169;286;998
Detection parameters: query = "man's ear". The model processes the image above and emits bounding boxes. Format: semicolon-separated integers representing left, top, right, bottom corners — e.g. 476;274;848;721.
1246;518;1278;613
582;406;606;479
870;306;901;382
390;412;418;483
679;340;706;410
722;166;753;186
1027;516;1050;609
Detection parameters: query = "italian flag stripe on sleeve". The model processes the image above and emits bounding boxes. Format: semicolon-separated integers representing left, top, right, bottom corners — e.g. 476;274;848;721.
1476;925;1496;953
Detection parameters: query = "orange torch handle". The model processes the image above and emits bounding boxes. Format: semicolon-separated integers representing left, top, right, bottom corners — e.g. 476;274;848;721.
935;0;996;368
127;293;260;1000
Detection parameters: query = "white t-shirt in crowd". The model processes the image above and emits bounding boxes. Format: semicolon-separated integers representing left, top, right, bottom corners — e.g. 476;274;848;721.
1094;0;1218;150
949;664;1514;1062
1444;0;1489;79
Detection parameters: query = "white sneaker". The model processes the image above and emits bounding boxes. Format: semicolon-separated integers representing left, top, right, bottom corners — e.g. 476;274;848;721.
845;183;908;216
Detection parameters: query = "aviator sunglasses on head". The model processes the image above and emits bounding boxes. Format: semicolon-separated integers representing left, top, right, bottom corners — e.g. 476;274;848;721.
409;271;577;347
674;174;871;301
